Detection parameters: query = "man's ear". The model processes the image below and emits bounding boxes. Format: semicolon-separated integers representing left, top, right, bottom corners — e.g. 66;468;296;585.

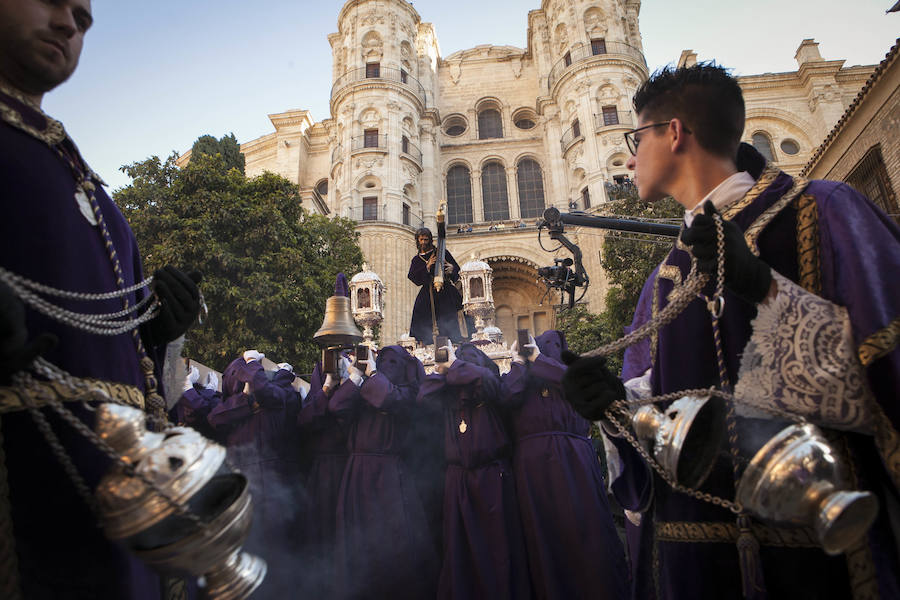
669;118;689;153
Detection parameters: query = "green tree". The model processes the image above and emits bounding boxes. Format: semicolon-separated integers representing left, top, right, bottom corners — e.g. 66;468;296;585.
191;133;245;175
558;189;682;374
115;151;363;372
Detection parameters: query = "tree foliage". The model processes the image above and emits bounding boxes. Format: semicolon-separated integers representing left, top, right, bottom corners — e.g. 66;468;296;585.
115;151;363;373
558;189;682;374
190;133;245;175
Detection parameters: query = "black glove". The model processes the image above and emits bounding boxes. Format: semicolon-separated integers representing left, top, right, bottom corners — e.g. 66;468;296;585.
0;281;57;385
561;350;625;421
143;266;202;347
680;202;772;304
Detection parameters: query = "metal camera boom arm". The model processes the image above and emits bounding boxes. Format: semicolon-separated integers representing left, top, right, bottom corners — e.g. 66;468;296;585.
537;207;681;308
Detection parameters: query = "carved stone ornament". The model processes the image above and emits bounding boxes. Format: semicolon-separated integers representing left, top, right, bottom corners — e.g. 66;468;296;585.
449;63;462;85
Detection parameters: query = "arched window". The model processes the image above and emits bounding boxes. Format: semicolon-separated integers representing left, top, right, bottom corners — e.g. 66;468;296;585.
478;109;503;139
446;165;473;225
752;132;775;162
516;159;546;219
481;162;510;222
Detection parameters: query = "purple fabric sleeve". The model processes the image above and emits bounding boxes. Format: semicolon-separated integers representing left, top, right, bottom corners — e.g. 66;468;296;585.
416;373;447;407
408;254;431;286
207;392;253;428
179;388;208;411
444;249;461;283
297;387;329;429
528;354;566;384
360;372;414;411
328;378;361;414
815;182;900;413
499;361;528;408
235;360;292;409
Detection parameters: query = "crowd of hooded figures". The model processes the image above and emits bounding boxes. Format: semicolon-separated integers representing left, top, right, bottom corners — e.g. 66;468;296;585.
173;328;628;600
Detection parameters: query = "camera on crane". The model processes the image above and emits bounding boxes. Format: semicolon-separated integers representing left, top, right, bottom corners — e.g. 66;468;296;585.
537;257;576;290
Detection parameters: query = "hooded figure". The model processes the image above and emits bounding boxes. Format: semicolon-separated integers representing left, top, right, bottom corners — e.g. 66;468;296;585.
207;354;304;598
172;378;221;442
500;331;627;599
295;274;355;597
408;227;466;344
333;345;439;599
417;343;532;600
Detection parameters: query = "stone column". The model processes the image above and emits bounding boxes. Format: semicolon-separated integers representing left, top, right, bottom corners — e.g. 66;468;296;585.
471;170;484;224
506;165;520;220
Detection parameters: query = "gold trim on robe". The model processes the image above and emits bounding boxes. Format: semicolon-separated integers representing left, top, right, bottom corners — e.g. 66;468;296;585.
655;520;819;548
0;378;145;414
794;193;823;296
858;318;900;367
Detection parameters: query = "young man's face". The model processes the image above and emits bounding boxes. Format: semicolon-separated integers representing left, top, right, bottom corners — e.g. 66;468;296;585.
0;0;92;101
417;234;433;253
625;112;675;204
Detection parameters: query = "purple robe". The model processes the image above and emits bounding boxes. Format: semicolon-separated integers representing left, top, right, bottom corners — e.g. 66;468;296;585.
170;386;221;441
208;358;304;598
295;362;349;597
333;346;438;599
614;167;900;599
408;247;465;344
0;90;163;598
417;344;533;600
501;331;627;600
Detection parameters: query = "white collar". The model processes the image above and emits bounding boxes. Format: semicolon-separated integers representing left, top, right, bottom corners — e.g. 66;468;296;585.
684;171;756;226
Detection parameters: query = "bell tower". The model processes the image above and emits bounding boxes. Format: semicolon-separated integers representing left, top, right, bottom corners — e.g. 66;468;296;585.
328;0;441;343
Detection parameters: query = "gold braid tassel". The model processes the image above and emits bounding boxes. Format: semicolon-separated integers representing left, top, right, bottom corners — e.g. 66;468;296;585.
140;357;168;431
736;514;767;599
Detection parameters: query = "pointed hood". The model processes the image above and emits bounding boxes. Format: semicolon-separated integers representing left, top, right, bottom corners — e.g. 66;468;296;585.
335;272;350;298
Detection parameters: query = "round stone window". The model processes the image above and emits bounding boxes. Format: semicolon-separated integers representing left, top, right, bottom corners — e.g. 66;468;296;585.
443;115;468;137
780;139;800;155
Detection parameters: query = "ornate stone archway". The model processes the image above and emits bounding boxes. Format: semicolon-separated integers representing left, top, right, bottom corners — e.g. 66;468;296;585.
486;255;555;343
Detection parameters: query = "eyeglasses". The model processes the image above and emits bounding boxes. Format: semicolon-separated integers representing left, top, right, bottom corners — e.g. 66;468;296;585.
624;121;690;155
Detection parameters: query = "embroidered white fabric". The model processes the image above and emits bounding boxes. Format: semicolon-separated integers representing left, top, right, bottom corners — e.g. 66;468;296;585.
598;369;653;490
735;271;875;434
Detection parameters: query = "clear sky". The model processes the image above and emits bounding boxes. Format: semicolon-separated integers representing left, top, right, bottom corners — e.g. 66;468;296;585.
43;0;898;191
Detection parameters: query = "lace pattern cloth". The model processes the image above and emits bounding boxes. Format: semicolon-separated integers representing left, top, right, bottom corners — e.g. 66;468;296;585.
735;271;875;433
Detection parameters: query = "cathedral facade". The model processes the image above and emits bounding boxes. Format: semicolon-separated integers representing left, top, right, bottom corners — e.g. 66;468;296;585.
236;0;875;345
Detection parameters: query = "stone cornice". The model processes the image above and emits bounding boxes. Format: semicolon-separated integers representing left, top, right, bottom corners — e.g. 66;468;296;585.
330;79;426;117
552;56;648;98
443;45;528;65
268;109;313;131
440;135;541;150
240;132;277;155
336;0;421;35
796;59;846;87
803;38;900;176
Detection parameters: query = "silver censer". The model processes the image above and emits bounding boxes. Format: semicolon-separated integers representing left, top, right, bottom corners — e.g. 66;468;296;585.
631;395;727;488
736;422;878;555
94;404;267;599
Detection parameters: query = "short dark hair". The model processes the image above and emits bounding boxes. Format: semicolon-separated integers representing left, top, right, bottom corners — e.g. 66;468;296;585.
632;63;745;159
